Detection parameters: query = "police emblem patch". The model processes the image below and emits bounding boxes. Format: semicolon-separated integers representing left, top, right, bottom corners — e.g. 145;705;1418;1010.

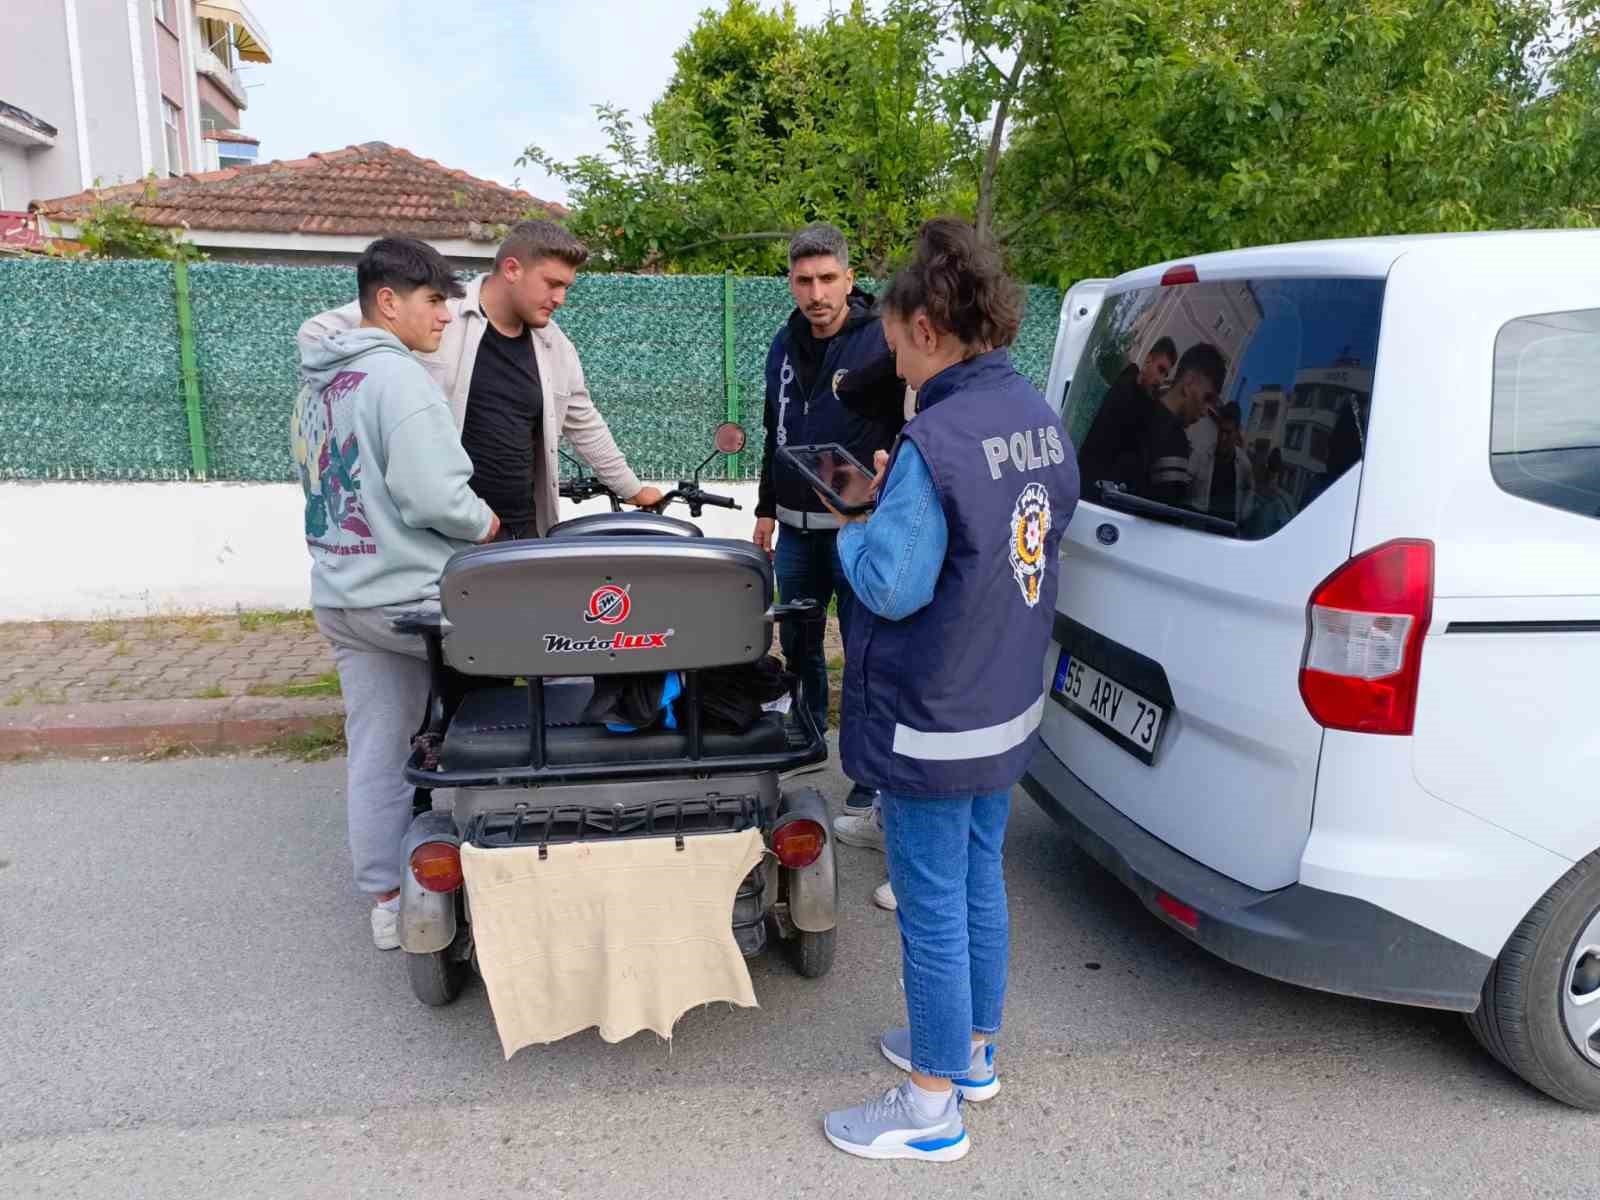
831;368;849;398
1008;482;1051;608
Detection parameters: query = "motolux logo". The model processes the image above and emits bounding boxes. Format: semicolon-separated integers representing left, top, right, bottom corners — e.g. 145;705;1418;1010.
556;583;672;654
584;584;631;625
544;631;672;655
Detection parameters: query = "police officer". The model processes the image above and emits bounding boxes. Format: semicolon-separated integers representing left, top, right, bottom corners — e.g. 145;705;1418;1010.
752;223;903;814
818;219;1080;1162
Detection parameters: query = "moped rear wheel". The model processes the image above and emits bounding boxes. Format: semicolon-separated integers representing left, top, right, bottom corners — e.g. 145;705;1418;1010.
406;948;466;1007
788;927;836;979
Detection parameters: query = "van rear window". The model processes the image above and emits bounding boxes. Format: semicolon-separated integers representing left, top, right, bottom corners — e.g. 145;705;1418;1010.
1492;308;1600;521
1063;278;1385;540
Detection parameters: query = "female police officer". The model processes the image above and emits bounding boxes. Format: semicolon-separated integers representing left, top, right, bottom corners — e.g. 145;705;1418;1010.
818;218;1079;1161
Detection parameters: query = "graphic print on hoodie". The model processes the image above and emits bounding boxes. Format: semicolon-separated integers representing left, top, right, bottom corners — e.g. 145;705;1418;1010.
293;368;376;561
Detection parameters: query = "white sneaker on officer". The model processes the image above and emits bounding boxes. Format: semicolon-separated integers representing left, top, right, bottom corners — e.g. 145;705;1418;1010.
833;806;885;852
873;879;897;911
371;896;400;951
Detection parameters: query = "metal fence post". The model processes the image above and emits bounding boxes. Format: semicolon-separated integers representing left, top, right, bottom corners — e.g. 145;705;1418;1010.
722;270;740;478
172;259;209;479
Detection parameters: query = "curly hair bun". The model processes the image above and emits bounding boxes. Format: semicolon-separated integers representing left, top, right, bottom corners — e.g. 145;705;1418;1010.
881;218;1022;349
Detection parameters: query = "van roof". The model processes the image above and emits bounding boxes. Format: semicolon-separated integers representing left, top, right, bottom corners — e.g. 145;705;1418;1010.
1112;229;1600;290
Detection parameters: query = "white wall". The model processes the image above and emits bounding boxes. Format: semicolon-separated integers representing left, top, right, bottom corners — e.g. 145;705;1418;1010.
0;481;764;622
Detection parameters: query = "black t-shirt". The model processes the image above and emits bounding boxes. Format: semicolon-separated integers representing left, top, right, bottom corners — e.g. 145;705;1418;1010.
1077;365;1149;495
1209;451;1239;518
461;315;543;531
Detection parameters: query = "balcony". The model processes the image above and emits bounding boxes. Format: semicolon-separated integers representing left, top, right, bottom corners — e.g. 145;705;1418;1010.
196;46;249;110
193;0;272;62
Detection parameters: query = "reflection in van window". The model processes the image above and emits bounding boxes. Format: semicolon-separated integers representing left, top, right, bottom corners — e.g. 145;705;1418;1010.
1492;309;1600;521
1065;278;1385;540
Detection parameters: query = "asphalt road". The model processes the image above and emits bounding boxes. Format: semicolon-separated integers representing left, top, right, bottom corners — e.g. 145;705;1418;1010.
1;753;1593;1199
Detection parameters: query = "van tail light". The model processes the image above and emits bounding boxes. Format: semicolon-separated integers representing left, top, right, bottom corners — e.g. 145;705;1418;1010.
1156;892;1200;930
1299;539;1434;735
1161;264;1198;286
409;841;463;893
772;819;825;869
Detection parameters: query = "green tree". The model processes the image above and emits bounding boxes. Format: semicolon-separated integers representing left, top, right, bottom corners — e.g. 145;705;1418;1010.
523;0;966;275
992;0;1600;284
527;0;1600;285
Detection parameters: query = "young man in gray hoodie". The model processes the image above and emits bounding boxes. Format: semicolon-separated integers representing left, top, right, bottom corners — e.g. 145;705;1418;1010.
293;236;500;950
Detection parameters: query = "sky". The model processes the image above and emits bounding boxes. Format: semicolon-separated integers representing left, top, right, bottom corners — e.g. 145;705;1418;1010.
240;0;847;205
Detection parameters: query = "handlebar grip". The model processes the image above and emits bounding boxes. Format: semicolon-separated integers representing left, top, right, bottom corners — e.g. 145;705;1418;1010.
697;493;739;509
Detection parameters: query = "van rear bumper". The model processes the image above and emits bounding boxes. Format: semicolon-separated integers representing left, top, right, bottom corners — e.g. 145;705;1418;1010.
1021;742;1491;1012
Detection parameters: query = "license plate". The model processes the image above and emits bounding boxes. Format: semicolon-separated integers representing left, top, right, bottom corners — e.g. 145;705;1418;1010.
1052;648;1165;763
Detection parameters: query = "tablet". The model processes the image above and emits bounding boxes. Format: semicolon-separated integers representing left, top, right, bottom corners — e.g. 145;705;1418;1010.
776;443;879;515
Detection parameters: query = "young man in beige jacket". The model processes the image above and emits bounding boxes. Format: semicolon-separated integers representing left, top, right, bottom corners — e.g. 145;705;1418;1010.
298;220;661;539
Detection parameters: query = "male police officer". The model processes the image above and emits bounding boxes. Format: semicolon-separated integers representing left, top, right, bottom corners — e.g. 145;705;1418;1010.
752;223;903;814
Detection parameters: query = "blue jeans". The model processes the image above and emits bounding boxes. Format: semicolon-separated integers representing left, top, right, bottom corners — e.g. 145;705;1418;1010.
880;789;1012;1077
774;526;855;732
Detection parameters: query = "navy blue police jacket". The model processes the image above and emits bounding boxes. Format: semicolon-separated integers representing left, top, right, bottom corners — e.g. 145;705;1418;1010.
840;350;1080;796
756;288;904;527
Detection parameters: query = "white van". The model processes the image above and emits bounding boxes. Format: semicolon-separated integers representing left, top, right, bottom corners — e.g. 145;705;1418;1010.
1023;231;1600;1109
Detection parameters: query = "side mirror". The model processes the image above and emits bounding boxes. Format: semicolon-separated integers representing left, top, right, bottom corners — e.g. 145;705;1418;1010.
713;421;747;455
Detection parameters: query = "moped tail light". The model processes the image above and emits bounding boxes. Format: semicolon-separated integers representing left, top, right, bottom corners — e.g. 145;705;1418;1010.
410;841;463;892
772;820;825;869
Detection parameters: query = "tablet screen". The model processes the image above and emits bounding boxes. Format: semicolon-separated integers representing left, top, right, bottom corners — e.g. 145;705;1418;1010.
779;444;878;513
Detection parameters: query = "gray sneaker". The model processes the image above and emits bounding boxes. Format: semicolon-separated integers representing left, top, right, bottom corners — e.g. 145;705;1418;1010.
823;1082;968;1162
880;1029;1001;1101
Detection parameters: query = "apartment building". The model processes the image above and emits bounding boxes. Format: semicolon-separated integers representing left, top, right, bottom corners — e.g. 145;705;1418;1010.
0;0;271;211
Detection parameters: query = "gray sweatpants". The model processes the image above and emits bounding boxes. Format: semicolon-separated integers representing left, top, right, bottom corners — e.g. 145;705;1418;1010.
314;603;436;896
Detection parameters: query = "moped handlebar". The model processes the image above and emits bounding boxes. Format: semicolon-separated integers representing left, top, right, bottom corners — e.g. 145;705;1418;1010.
559;477;741;517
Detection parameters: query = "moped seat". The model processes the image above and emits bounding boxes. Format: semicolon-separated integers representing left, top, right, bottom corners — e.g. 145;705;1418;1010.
439;680;789;773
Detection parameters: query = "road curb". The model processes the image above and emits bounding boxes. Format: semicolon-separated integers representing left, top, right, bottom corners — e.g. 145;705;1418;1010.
0;696;344;760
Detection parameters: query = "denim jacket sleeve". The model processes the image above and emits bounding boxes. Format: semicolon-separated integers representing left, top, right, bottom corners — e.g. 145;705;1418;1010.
835;441;948;621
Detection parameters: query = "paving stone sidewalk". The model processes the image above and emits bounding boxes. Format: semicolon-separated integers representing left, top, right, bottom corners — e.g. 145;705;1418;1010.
0;609;846;759
0;611;335;709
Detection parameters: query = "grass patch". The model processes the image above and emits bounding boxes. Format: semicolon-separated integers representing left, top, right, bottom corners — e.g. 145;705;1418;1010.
5;684;67;706
192;683;228;700
237;608;315;633
258;717;346;762
87;621;124;645
138;735;201;762
196;626;223;643
113;640;131;657
245;672;340;699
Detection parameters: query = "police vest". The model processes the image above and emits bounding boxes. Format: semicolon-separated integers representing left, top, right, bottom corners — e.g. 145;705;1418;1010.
840;350;1080;796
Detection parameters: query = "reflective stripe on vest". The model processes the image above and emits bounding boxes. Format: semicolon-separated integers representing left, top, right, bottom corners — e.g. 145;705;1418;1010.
891;694;1046;763
776;504;844;531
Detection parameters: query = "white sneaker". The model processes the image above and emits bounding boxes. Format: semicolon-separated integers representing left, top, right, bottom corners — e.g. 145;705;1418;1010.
873;879;897;911
833;807;885;852
371;897;400;951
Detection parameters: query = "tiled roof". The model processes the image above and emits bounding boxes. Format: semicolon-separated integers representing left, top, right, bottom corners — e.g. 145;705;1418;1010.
32;141;565;241
202;129;260;145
